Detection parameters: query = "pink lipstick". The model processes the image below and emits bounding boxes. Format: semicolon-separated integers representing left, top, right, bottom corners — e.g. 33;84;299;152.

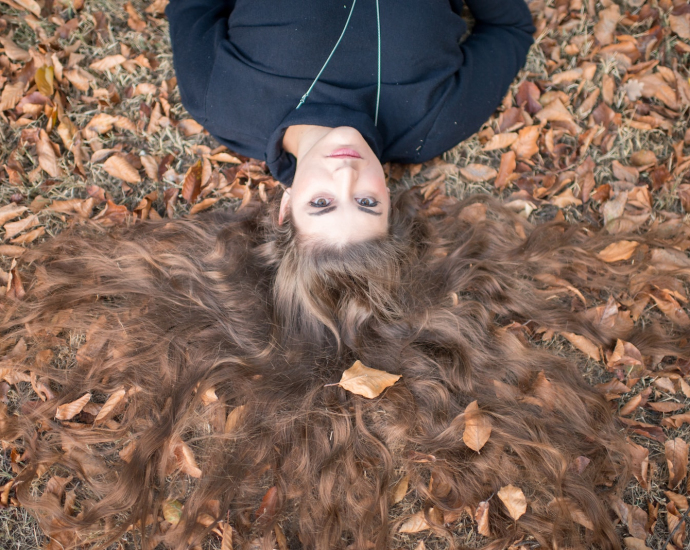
328;148;362;159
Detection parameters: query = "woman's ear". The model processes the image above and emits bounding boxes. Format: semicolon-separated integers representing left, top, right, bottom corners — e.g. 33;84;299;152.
278;188;291;225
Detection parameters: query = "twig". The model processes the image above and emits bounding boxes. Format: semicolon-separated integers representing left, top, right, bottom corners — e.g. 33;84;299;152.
660;505;690;550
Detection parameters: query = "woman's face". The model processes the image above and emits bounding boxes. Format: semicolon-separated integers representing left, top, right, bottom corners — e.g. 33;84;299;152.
279;127;390;244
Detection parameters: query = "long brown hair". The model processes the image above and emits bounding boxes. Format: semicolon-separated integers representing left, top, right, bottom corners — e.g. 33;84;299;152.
1;189;687;549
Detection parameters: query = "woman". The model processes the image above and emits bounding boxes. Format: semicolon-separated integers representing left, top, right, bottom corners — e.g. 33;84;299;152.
3;189;687;550
165;0;535;243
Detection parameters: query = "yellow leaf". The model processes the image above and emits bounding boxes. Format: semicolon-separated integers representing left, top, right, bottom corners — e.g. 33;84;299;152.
94;388;126;424
497;484;527;521
333;360;401;399
462;400;491;452
55;393;92;421
162;499;183;526
35;66;54;97
597;240;639;262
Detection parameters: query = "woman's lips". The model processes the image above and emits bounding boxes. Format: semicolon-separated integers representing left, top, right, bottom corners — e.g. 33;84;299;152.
328;148;362;159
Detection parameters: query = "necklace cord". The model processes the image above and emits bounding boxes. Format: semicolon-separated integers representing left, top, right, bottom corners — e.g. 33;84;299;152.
296;0;381;127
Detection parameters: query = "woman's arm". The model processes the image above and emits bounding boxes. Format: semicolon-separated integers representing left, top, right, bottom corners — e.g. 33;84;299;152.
422;0;535;158
165;1;235;125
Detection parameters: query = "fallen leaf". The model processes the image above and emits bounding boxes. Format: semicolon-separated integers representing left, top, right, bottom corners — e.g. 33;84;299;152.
89;54;127;72
535;98;575;124
626;440;650;490
597;241;639;262
255;486;278;522
665;491;688;512
35;66;54;97
399;511;431;533
0;37;31;62
224;405;246;434
37;130;63;178
482;133;518;151
620;388;652;416
511;125;540;159
462;400;492;452
623;538;651;550
497;485;527;521
94;388;126;424
548;498;594;530
209;153;241;163
665;437;688;490
495;150;516;190
648;289;690;326
669;14;690;40
331;360;401;399
11;0;40;15
172;438;202;478
4;215;39;240
182;160;202;203
0;82;25;111
475;501;490;537
390;474;409;505
630;150;657;167
162;499;183;526
561;332;601;361
0;204;28;227
178;119;205;137
55;393;92;421
594;4;621;46
103;155;141;184
609;496;648;539
460;164;497;182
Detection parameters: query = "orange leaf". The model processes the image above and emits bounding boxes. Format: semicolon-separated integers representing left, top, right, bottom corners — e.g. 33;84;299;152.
620;388;652;417
255;486;278;522
597;241;639;262
55;393;92;421
209;153;241;164
0;204;28;228
182;160;203;203
495;150;516;190
623;538;651;550
4;215;39;240
173;438;202;478
94;388;126;424
103;155;141;184
497;484;527;521
333;360;401;399
482;132;518;151
561;332;601;362
475;500;490;537
89;54;127;72
462;400;491;452
669;14;690;41
511;125;540;159
37;129;63;178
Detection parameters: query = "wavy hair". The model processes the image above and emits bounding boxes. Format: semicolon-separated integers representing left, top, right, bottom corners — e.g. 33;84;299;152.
1;189;688;550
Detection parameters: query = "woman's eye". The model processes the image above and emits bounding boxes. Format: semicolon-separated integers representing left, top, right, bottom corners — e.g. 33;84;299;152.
357;197;379;208
309;198;331;208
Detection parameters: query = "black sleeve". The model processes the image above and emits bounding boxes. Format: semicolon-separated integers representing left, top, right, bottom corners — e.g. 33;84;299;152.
165;0;235;125
423;0;535;157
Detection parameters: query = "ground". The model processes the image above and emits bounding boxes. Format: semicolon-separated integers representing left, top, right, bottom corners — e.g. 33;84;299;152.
0;0;689;549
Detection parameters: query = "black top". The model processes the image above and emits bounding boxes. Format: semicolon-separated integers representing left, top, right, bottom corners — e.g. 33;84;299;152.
166;0;535;185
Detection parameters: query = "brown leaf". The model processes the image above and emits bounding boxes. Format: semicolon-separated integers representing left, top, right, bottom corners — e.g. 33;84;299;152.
11;0;40;15
594;4;621;45
669;13;690;40
0;37;31;62
0;204;28;228
55;393;92;421
648;289;690;326
209;152;241;164
548;498;594;530
495;150;516;190
332;360;401;399
609;496;648;539
0;245;27;258
665;491;688;512
189;197;220;215
597;241;639;262
511;125;540;159
182;160;203;203
89;54;127;72
86;113;119;134
482;133;518;151
92;200;130;227
459;164;497;182
630;150;657;167
4;215;39;240
255;486;278;522
178;119;205;137
561;332;601;361
626;440;650;490
64;68;95;92
37;130;63;178
224;405;246;434
399;511;431;533
0;82;25;111
665;437;689;490
623;538;651;550
103;155;141;184
462;400;492;452
536;98;575;124
620;388;652;417
94;388;126;424
390;474;409;505
497;485;527;521
11;226;44;245
515;81;542;115
475;501;490;537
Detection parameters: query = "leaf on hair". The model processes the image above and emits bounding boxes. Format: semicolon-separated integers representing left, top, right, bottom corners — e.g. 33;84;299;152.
55;393;92;421
331;360;401;399
497;484;527;521
462;400;492;452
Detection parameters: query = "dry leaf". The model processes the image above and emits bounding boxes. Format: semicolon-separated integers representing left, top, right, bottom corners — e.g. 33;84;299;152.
0;204;28;228
598;241;639;262
55;393;92;421
609;496;648;539
255;486;278;523
511;125;540;159
594;4;620;45
475;500;490;537
4;215;39;240
460;164;497;182
182;160;203;203
390;474;409;505
669;14;690;40
37;130;63;178
162;499;183;526
0;82;25;111
103;155;141;184
630;150;657;167
497;485;527;521
648;289;690;327
561;332;601;361
462;400;492;452
224;405;246;434
399;511;431;533
665;437;689;490
495;150;516;190
209;153;241;163
178;119;205;137
94;388;126;424
620;388;652;416
482;133;518;151
627;440;650;490
623;538;651;550
0;37;31;62
332;360;401;399
89;54;127;72
173;439;202;478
